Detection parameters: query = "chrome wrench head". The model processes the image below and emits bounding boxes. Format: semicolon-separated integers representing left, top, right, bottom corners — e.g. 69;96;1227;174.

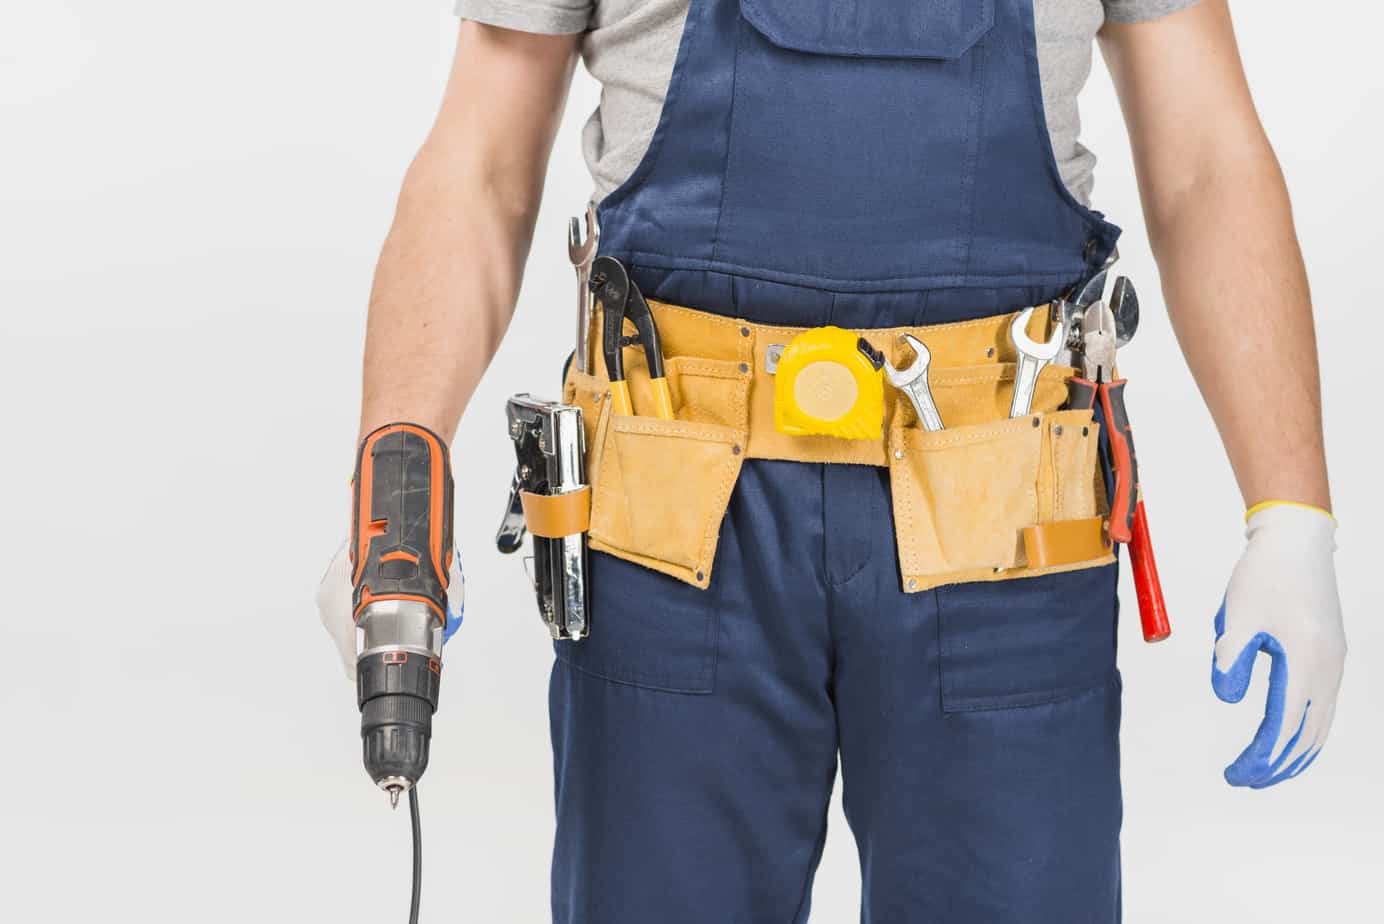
569;203;602;375
882;333;932;390
568;203;600;267
1008;307;1064;418
883;334;945;431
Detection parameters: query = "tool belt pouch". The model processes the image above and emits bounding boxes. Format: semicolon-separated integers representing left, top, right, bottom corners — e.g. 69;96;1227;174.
564;350;750;589
566;302;1112;592
887;364;1113;593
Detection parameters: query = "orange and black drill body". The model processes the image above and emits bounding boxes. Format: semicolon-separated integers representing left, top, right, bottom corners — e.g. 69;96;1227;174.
350;423;454;797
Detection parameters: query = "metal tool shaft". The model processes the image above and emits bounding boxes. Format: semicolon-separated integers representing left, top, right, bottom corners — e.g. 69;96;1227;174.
569;204;600;375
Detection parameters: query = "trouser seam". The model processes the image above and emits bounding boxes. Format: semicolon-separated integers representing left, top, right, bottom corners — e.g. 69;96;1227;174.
788;797;832;924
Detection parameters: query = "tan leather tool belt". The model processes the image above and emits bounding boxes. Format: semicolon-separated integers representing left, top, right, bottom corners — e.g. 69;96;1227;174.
550;299;1114;592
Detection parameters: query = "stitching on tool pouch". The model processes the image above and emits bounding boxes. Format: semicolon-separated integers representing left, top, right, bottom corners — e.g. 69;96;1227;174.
613;419;734;442
914;419;1035;451
1050;421;1064;521
698;355;751;580
892;430;919;577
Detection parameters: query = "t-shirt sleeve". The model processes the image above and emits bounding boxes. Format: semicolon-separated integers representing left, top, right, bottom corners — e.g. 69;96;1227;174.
1103;0;1202;24
455;0;592;35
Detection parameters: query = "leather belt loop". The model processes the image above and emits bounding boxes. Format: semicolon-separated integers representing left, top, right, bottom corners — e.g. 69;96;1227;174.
1022;517;1112;570
520;487;592;539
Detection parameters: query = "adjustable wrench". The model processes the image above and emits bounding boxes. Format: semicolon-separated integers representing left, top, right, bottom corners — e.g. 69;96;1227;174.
569;203;601;375
1008;307;1064;418
883;334;945;431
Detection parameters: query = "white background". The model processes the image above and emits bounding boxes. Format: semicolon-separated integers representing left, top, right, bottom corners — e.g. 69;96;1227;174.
2;2;1381;921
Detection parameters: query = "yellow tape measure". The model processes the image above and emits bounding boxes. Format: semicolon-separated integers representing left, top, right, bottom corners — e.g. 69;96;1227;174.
773;326;884;440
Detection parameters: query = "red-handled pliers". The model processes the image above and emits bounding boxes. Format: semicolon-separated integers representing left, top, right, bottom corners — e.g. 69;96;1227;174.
1069;301;1171;643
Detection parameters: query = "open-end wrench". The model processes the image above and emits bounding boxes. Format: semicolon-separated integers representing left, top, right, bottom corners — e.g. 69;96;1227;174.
883;334;945;431
1008;306;1064;418
569;203;601;375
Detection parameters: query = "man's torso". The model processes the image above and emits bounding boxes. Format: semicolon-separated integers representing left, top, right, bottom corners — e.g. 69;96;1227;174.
458;0;1199;205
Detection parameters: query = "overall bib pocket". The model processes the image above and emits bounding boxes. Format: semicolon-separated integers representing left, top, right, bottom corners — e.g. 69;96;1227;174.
741;0;996;60
722;0;997;284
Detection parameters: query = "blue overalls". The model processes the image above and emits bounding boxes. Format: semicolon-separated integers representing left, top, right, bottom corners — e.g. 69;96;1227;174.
551;1;1125;920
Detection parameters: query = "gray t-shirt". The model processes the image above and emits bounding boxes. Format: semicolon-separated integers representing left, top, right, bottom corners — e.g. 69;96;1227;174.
457;0;1199;206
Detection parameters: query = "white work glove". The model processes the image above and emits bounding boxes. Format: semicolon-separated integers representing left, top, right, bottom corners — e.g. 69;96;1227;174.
316;541;466;681
1212;504;1346;788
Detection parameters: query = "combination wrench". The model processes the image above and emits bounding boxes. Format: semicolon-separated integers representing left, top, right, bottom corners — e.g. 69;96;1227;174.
569;203;601;375
1007;306;1064;418
883;334;945;432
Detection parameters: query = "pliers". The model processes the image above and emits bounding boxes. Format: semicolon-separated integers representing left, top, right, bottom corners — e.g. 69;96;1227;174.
1069;300;1171;642
589;256;674;419
1068;300;1138;542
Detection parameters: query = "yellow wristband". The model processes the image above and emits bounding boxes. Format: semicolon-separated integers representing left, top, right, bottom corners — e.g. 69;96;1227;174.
1245;500;1336;525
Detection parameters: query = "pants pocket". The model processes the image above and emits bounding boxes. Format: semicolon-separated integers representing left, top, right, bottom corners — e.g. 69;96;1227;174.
556;550;719;694
938;564;1119;713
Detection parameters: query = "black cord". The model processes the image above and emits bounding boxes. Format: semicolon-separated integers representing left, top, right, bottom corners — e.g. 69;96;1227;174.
408;786;422;924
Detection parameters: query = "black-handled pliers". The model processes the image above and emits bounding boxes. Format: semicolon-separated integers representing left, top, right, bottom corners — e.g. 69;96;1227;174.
588;256;674;419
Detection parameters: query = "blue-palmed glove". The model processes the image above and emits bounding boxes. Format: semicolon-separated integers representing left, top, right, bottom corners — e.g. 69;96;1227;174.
1213;503;1346;788
316;540;466;681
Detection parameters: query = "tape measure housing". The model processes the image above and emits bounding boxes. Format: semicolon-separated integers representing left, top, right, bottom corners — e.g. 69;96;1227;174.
773;327;884;440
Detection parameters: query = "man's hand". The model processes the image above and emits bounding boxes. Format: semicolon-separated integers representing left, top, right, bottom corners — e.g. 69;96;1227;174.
1212;504;1345;787
1103;1;1345;785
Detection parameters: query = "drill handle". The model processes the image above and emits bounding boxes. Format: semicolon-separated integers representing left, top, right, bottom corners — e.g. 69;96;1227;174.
351;423;455;625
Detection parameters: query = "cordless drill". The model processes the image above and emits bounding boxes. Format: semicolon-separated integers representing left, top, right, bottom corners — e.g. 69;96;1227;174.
350;423;454;806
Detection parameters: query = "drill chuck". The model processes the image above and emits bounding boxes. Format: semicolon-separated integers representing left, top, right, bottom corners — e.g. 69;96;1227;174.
357;600;443;799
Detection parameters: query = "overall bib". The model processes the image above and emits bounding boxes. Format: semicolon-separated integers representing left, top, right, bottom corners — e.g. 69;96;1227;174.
550;1;1125;920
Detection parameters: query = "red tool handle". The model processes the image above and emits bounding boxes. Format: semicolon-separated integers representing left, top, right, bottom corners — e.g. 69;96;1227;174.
1129;499;1171;643
1098;379;1138;544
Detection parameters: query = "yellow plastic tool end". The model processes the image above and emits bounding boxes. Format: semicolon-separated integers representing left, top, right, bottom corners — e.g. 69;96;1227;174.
610;380;634;417
773;326;884;440
648;377;676;420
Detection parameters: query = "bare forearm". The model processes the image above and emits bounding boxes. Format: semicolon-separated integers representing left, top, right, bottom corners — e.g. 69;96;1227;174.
359;149;535;443
357;23;578;444
1147;158;1329;511
1103;2;1329;512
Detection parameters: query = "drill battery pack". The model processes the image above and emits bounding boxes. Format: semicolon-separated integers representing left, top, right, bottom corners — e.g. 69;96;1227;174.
496;394;591;641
